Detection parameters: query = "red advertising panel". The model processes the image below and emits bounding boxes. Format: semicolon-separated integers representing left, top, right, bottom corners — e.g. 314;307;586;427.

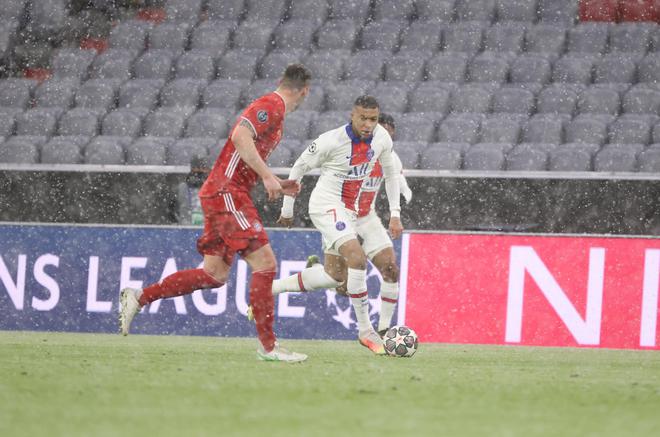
405;233;660;350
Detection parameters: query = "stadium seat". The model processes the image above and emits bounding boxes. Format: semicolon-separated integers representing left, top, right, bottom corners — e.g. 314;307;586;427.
244;0;289;22
185;109;230;138
189;21;232;54
372;0;415;21
51;48;96;80
467;52;510;83
394;145;422;169
164;0;203;22
637;53;660;84
637;148;660;172
297;86;325;112
125;137;169;165
40;136;88;164
283;110;315;140
622;86;660;115
242;79;277;105
84;136;129;164
259;50;307;79
395;112;440;143
567;23;610;54
577;87;621;116
455;0;496;22
565;116;609;145
267;144;293;167
174;51;216;81
593;54;639;85
426;52;470;83
147;21;191;53
286;0;330;26
118;80;163;110
206;0;246;21
438;113;482;144
594;146;639;172
359;20;404;51
303;50;349;81
232;20;276;50
538;0;578;24
108;19;152;52
429;141;472;154
371;81;409;113
536;84;581;115
609;23;653;54
89;49;136;81
33;79;78;109
608;115;654;145
522;114;565;144
74;79;119;111
133;50;176;80
483;22;526;54
315;19;358;50
273;20;318;51
15;108;61;137
58;108;103;137
0;107;19;137
443;21;485;53
548;148;592;171
492;87;535;115
0;78;33;109
552;55;596;84
0;135;42;164
343;50;388;81
510;54;552;84
166;139;209;166
384;51;428;82
102;109;145;137
463;145;505;170
495;0;539;22
159;79;205;109
325;80;374;111
506;148;548;171
408;84;451;113
399;21;443;52
24;0;68;42
480;115;521;143
327;0;371;22
451;85;493;113
310;111;348;138
525;24;567;55
143;108;188;138
419;146;461;170
415;0;456;22
217;49;264;80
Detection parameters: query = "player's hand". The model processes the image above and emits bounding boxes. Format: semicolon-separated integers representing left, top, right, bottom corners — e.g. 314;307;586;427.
277;215;294;228
280;179;301;197
263;174;283;201
388;216;403;239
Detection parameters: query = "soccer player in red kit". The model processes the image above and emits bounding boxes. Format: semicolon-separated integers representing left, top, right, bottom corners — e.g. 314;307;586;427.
119;64;312;362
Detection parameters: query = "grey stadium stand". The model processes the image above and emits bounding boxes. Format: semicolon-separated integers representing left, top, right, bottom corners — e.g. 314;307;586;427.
15;108;61;137
622;86;660;115
217;49;265;80
467;52;510;83
282;110;314;140
510;55;552;85
594;146;639;172
147;22;192;53
189;21;232;54
132;50;177;80
399;21;443;52
463;145;506;171
287;0;330;26
0;79;33;109
118;80;164;110
89;49;136;81
419;146;462;170
522;114;565;144
143;108;189;138
608;115;655;145
74;79;119;111
201;79;247;110
310;111;348;138
426;52;470;83
273;20;318;51
506;148;549;171
159;79;205;109
451;84;493;113
102;109;145;137
185;109;230;138
414;0;456;22
455;0;496;22
125;137;170;166
174;51;216;81
359;19;405;52
438;114;482;144
548;148;592;172
492;87;535;115
327;0;371;22
0;135;45;164
638;148;660;172
58;108;103;137
108;19;152;52
267;144;293;167
384;51;428;82
164;0;204;22
166;139;209;166
33;79;78;108
408;84;451;113
40;136;90;164
205;0;246;21
84;136;130;165
303;50;348;82
396;112;440;143
51;48;96;80
480;115;522;143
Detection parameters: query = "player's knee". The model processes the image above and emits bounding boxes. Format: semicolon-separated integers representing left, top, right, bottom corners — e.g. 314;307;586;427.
381;262;399;282
204;266;229;284
345;253;367;270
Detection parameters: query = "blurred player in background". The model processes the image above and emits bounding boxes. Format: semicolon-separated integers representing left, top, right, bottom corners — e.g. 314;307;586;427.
120;64;312;363
275;96;403;355
270;113;412;337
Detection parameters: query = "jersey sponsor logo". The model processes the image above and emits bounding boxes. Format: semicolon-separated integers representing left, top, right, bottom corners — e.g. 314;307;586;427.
257;110;268;123
307;142;318;154
347;162;370;177
335;221;346;231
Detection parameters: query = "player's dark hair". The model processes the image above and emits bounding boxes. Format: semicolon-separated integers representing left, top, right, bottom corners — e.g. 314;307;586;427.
379;113;395;129
354;95;379;109
280;63;312;90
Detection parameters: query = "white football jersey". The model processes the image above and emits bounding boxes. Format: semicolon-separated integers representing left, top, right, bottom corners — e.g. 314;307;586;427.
282;123;400;216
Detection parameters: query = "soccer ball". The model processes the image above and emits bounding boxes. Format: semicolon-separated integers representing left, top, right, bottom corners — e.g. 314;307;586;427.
383;325;418;357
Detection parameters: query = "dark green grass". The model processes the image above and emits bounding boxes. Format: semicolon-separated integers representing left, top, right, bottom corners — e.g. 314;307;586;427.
1;331;660;437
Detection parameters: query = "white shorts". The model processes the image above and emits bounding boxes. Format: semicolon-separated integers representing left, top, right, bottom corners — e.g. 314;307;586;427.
310;206;358;253
324;210;393;260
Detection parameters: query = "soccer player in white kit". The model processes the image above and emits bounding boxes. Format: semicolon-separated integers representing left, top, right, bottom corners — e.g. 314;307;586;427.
277;96;403;354
271;113;412;337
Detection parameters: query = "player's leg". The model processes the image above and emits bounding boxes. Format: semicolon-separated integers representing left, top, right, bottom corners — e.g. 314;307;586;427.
323;252;348;295
370;247;399;334
271;255;342;295
243;243;306;362
338;238;385;355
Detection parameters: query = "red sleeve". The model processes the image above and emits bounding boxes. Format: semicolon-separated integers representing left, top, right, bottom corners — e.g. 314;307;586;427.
240;96;282;138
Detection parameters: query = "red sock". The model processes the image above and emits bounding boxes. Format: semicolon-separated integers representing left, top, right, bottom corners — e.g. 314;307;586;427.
139;269;223;306
250;270;277;352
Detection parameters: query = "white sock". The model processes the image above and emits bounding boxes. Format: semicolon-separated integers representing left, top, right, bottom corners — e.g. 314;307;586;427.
377;281;399;332
346;267;371;332
272;265;340;295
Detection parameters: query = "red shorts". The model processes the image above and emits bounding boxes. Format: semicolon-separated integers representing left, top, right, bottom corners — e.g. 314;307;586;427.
196;191;269;265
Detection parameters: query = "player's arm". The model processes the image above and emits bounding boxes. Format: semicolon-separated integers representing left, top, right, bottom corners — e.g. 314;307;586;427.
232;119;288;200
279;140;325;227
392;151;412;203
379;140;403;239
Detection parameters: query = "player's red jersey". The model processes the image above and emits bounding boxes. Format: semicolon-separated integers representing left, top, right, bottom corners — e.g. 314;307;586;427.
199;92;285;197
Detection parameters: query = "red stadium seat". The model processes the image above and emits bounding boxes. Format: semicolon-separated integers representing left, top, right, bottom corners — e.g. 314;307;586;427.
579;0;620;22
619;0;659;22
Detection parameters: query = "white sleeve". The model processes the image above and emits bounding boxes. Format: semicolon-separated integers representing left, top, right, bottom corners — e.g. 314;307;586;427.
392;151;412;203
280;139;326;218
378;137;401;218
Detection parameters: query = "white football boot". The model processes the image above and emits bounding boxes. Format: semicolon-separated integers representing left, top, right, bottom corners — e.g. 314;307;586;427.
358;328;386;355
119;287;142;336
257;343;308;363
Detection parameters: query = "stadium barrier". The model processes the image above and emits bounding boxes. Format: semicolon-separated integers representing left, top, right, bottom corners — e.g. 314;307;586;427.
1;223;659;350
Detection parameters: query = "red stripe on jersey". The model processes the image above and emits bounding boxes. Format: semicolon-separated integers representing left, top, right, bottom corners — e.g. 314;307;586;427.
341;180;362;211
342;140;374;210
349;141;372;165
357;191;376;217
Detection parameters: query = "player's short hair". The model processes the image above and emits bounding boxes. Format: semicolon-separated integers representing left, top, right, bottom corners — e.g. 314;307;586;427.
280;63;312;90
379;113;395;129
353;95;379;110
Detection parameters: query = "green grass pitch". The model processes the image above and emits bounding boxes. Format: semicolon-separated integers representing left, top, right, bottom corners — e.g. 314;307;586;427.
1;331;660;437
